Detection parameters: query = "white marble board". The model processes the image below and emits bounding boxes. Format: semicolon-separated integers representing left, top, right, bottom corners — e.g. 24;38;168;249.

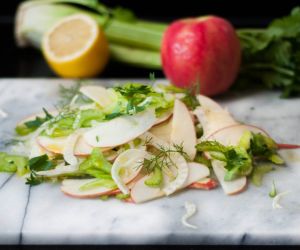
0;79;300;245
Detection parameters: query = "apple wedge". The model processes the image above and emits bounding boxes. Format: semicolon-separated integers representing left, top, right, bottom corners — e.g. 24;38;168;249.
61;179;118;199
170;99;197;160
194;95;238;139
111;149;151;194
83;109;156;147
79;85;116;108
212;160;247;195
150;117;173;142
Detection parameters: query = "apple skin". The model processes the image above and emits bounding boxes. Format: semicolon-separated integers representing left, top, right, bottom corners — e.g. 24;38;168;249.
161;16;241;96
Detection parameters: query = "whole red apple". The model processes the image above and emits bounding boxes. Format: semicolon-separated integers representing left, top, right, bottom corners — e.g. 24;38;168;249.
161;16;241;96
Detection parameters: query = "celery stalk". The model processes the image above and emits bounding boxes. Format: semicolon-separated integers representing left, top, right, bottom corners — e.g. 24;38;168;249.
109;44;161;69
15;0;166;51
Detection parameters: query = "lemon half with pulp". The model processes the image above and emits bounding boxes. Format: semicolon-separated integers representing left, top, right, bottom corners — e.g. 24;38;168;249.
42;14;109;78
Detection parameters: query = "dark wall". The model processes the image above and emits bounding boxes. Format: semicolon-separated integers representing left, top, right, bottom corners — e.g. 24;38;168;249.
1;0;300;77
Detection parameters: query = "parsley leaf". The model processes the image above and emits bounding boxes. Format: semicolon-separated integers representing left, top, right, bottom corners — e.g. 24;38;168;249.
236;7;300;97
26;172;44;186
196;141;252;181
24;108;53;129
28;154;55;172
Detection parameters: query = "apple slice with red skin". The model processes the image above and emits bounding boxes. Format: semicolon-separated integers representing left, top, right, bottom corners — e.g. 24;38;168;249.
171;99;197;160
189;177;218;190
61;174;140;199
61;179;119;199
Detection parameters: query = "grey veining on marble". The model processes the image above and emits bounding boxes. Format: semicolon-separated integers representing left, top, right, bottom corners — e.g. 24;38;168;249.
0;79;300;245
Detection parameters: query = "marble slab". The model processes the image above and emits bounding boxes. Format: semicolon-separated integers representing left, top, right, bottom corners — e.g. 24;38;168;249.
0;79;300;245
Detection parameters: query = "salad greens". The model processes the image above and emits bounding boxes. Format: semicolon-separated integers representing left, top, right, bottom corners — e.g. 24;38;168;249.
0;82;288;203
196;131;283;181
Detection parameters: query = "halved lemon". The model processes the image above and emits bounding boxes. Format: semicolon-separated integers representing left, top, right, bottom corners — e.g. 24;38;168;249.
42;14;109;78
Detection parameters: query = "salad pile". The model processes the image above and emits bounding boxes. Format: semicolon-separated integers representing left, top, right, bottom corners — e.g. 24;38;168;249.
0;82;286;203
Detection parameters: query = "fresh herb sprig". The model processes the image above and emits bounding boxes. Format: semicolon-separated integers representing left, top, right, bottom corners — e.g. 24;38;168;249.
140;141;189;187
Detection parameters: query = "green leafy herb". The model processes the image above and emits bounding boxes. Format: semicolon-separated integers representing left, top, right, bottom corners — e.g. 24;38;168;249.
236;7;300;97
269;180;278;198
16;108;53;136
25;172;44;186
249;132;284;164
112;83;174;118
196;131;283;182
196;141;252;181
28;154;55;172
24;108;53;129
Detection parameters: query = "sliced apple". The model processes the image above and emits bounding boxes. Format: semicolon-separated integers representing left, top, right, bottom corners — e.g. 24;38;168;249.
189;177;218;190
37;135;110;156
130;175;165;203
61;179;118;199
79;85;116;108
111;149;151;194
130;162;209;203
204;124;266;195
83;109;156;148
194;95;238;139
29;139;48;158
150;117;173;142
170;99;197;160
154;110;173;125
184;162;210;186
212;160;247;195
207;124;269;146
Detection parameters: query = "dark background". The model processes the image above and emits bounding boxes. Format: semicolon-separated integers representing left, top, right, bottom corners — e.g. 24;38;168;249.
1;0;300;78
